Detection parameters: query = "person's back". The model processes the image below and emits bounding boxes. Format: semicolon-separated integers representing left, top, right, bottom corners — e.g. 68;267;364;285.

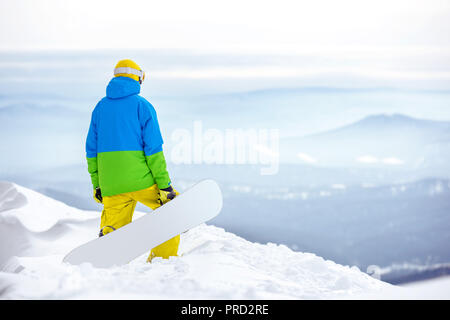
86;59;179;262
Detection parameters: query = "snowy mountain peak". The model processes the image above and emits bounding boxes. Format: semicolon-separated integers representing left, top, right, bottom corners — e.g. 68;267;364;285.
327;114;450;135
354;113;450;129
358;113;415;125
0;181;27;212
0;181;394;299
282;113;450;168
0;181;92;232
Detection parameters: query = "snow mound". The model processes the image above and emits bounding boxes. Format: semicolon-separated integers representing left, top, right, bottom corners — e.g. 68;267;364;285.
0;181;96;232
0;182;394;299
0;181;27;212
0;181;98;271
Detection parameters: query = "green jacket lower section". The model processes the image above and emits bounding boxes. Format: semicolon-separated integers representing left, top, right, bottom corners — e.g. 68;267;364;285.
87;150;171;197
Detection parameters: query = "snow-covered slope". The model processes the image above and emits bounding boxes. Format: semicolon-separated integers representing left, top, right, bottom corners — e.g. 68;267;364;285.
0;181;444;299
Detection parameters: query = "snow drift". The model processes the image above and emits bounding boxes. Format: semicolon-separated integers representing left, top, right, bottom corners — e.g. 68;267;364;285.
0;181;445;299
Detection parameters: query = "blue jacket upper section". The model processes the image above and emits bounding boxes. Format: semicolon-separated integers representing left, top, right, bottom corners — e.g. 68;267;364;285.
86;77;164;158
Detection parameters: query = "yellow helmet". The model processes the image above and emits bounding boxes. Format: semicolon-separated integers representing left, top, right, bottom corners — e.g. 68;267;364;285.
114;59;145;84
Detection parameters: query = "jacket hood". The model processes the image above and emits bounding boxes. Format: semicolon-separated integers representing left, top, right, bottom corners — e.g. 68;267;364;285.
106;76;140;99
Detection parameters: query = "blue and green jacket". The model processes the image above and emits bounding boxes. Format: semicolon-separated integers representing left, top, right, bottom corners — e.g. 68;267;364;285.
86;76;171;197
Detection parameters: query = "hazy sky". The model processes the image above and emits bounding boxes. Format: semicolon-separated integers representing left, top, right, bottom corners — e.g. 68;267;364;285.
1;0;450;91
1;0;449;51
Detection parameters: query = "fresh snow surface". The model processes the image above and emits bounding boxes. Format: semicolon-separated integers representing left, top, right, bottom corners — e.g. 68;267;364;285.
0;181;445;300
353;276;450;300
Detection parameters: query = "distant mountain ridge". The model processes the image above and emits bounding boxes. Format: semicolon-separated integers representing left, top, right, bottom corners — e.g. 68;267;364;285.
281;114;450;169
307;114;450;138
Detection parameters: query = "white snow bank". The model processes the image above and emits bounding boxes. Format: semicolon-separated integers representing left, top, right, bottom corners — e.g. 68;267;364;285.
0;181;437;300
352;276;450;300
0;181;99;271
0;181;95;232
0;181;27;212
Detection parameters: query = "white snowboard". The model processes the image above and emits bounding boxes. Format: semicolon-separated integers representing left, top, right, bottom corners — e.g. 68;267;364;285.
63;179;223;268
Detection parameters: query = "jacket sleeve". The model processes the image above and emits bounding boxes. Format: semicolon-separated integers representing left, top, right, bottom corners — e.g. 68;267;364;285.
86;107;99;190
138;98;171;189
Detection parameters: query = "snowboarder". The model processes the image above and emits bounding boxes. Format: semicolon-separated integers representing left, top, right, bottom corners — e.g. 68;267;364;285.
85;59;179;262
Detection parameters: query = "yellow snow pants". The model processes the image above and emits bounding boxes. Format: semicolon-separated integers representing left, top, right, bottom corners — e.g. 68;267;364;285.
99;184;180;262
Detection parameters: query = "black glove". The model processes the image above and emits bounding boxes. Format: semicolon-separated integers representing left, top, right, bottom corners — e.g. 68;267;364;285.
159;186;178;205
94;187;103;203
